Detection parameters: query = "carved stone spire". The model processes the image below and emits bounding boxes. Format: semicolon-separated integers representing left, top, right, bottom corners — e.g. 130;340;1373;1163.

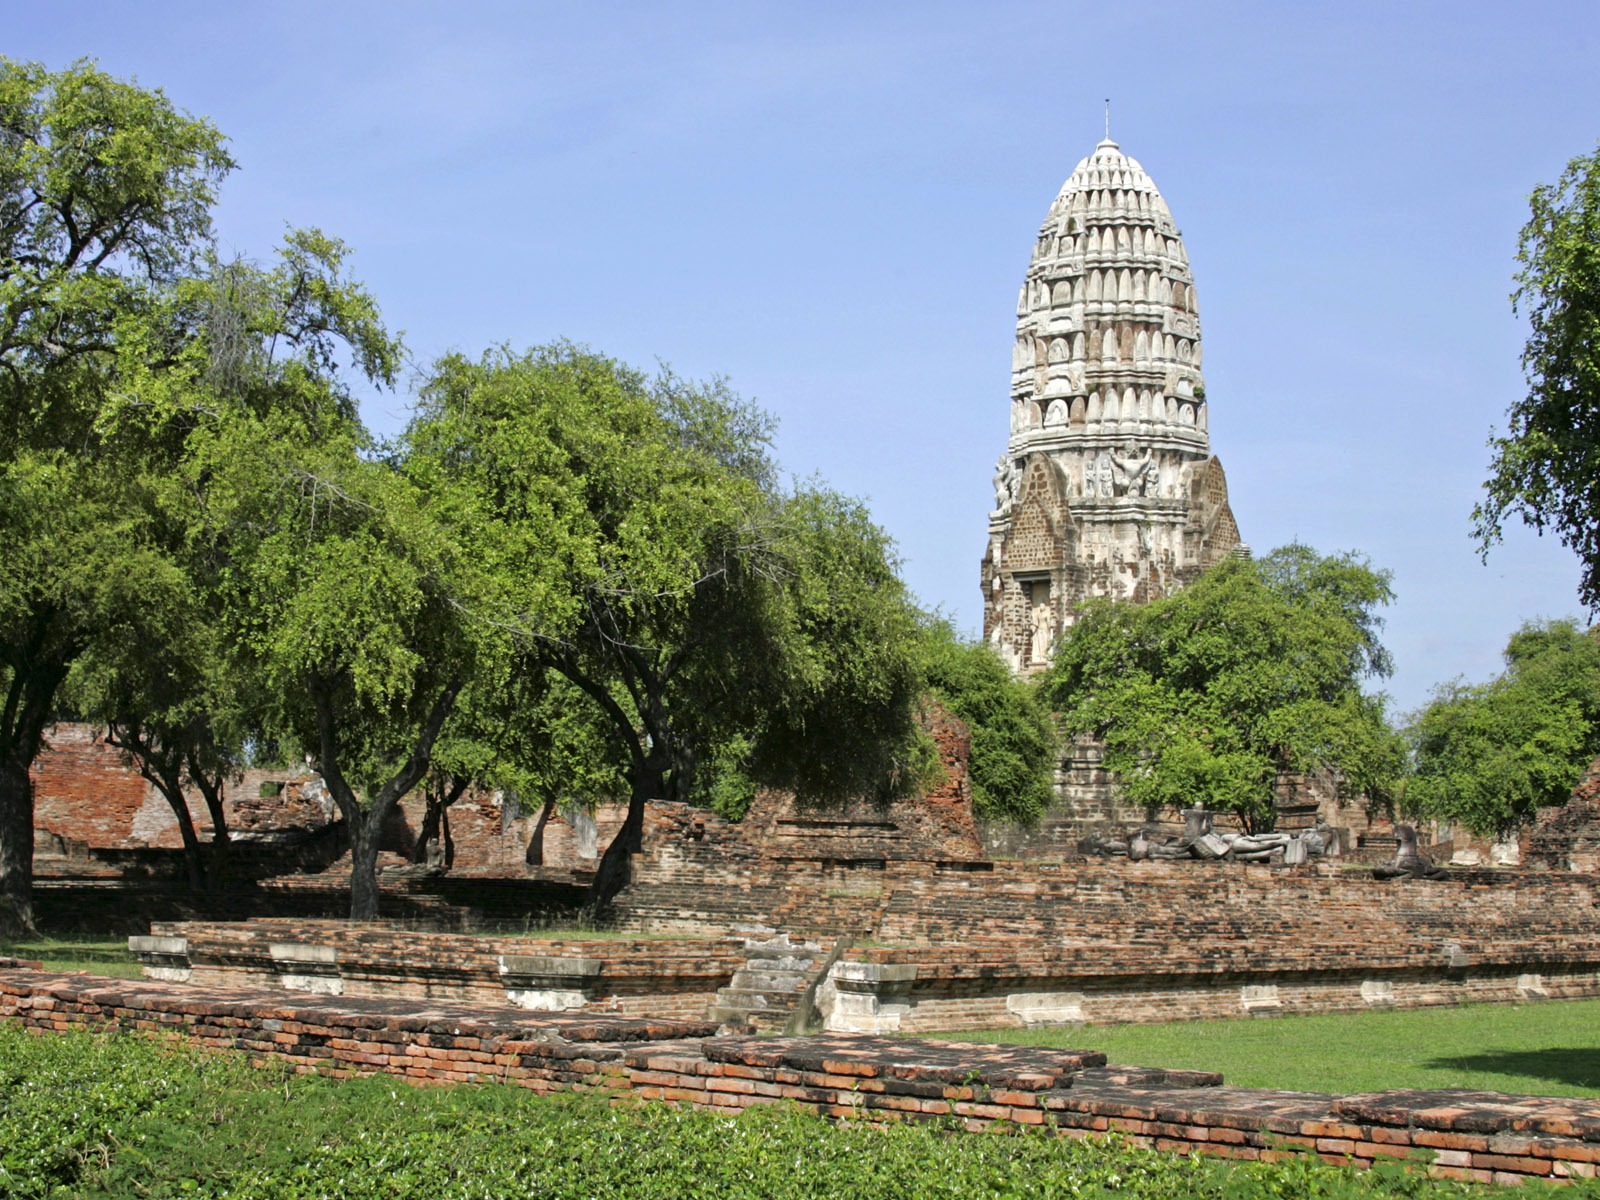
981;138;1243;674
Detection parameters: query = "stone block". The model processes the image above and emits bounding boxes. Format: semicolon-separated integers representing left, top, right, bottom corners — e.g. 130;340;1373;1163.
128;935;188;957
1005;991;1087;1026
268;942;338;966
1359;980;1395;1007
1239;984;1281;1015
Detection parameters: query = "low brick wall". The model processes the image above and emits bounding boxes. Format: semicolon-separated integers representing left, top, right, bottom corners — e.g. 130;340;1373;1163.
131;919;741;1021
4;967;1599;1186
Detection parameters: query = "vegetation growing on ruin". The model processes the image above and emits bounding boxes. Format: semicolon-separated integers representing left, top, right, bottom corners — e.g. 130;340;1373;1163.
1405;619;1600;837
0;1023;1542;1199
0;936;141;977
1044;545;1406;832
0;61;938;923
0;58;234;937
918;618;1057;823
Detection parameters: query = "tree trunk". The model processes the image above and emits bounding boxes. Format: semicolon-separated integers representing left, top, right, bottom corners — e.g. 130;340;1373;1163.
348;815;383;922
0;757;37;939
169;795;207;892
186;748;233;896
587;773;655;915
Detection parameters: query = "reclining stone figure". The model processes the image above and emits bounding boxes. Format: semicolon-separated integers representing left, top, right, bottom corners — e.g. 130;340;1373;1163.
1079;809;1336;865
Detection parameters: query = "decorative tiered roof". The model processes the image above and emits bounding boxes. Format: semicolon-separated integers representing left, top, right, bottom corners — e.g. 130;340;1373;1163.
1008;137;1209;459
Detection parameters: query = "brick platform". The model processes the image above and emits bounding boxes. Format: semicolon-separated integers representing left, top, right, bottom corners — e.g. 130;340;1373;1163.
134;919;741;1021
4;966;1599;1185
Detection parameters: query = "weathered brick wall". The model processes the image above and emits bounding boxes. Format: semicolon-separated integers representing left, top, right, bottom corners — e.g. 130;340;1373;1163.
613;823;1600;1026
737;707;982;864
139;918;741;1021
31;724;330;852
3;968;1598;1185
1521;754;1600;872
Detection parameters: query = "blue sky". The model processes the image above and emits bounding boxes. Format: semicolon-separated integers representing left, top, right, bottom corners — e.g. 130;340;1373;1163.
11;1;1599;714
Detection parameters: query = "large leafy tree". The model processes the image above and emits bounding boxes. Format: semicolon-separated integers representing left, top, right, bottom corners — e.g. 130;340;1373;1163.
0;58;230;936
1476;143;1600;610
411;345;929;907
164;233;495;920
1042;546;1404;832
1407;619;1600;838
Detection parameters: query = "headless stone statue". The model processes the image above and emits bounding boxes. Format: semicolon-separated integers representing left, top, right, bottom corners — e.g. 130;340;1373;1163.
1373;824;1448;881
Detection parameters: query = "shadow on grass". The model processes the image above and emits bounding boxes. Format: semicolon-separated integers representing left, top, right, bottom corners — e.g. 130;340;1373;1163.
1424;1050;1600;1093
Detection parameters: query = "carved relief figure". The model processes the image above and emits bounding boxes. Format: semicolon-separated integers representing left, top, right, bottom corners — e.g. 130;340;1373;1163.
991;456;1019;515
1112;442;1156;496
1090;451;1116;499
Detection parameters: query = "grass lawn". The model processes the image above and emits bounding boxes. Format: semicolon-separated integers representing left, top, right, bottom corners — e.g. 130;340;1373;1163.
930;999;1600;1098
0;935;143;978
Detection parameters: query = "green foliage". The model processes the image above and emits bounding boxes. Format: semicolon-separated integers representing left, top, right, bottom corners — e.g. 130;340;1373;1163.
1406;619;1600;836
917;618;1056;823
410;345;930;900
1477;141;1600;611
0;1023;1535;1198
0;58;234;936
1043;546;1404;831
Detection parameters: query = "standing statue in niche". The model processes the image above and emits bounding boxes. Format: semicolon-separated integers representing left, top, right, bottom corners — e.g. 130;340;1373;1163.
1029;596;1055;665
1091;451;1116;499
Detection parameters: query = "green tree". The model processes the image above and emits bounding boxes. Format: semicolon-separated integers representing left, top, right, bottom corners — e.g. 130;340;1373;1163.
0;58;230;936
1406;619;1600;837
1042;546;1403;832
410;345;929;908
68;577;251;894
917;619;1056;824
1476;142;1600;610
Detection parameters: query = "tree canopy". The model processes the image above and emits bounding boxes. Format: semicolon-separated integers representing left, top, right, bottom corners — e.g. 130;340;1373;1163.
1406;619;1600;838
409;344;931;906
1041;546;1404;832
1476;142;1600;611
0;57;231;936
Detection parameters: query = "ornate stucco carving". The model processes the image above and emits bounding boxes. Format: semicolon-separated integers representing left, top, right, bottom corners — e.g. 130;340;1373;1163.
981;138;1243;673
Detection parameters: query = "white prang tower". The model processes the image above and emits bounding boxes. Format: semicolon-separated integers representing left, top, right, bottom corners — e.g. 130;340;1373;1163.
981;137;1243;674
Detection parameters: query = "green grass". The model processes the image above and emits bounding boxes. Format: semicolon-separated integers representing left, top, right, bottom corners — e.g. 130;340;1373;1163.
930;999;1600;1097
0;1022;1571;1198
0;936;143;979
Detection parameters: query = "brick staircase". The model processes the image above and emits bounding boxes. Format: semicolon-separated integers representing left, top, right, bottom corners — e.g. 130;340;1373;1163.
708;931;829;1033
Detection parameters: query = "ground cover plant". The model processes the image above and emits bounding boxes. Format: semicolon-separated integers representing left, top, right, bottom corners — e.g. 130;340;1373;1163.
0;1022;1575;1199
933;999;1600;1098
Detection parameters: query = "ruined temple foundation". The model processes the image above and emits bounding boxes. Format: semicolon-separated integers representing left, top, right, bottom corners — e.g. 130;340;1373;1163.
7;963;1600;1186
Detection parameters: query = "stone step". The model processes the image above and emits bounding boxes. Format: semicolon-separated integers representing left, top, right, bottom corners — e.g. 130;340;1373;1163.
728;967;810;992
714;986;804;1010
